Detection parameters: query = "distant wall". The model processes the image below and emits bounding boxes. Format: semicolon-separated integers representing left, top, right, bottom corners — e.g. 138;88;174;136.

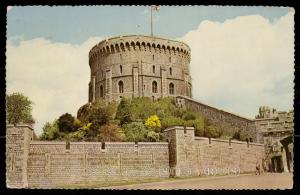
176;96;260;143
27;141;169;188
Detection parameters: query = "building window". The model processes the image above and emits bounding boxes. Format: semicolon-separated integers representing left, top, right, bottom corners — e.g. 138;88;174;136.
153;55;155;61
100;85;104;97
152;65;155;73
169;67;172;75
152;81;157;93
120;65;123;74
118;81;124;93
169;57;171;62
169;83;174;94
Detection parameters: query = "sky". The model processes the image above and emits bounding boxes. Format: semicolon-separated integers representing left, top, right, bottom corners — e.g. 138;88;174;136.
6;6;294;135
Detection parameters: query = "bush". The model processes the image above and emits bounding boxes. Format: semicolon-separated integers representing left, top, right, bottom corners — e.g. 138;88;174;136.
40;120;59;140
98;124;125;142
204;125;222;138
115;98;132;125
58;113;75;132
232;128;247;141
122;122;149;142
193;118;205;136
182;111;197;121
161;116;185;129
146;131;160;142
145;115;161;132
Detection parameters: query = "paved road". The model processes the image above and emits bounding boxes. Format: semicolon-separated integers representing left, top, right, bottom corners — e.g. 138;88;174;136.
100;173;293;190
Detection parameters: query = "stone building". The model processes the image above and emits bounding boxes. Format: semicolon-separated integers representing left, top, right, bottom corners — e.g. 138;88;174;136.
88;35;192;102
255;107;294;173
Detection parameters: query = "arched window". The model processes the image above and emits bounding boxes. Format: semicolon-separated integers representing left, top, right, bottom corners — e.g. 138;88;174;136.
169;67;172;75
120;65;123;74
100;85;103;97
118;81;124;93
169;83;174;94
152;81;157;93
152;65;155;73
153;55;155;61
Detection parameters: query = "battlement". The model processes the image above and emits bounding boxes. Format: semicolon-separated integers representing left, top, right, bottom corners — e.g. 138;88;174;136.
89;35;191;63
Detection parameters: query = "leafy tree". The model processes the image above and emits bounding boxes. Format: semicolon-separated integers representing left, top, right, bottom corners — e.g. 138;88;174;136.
58;113;75;132
6;92;35;125
69;122;92;141
204;125;222;138
145;115;161;132
98;124;125;142
40;120;59;140
88;101;111;131
122;122;149;142
182;111;197;121
146;131;160;142
160;116;185;129
193;118;205;136
115;98;132;125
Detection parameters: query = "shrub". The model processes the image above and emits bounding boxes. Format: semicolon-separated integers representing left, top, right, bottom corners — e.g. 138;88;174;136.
98;124;125;142
146;131;160;142
161;116;185;129
122;122;149;142
193;118;205;136
58;113;75;132
115;98;132;125
145;115;161;132
40;120;59;140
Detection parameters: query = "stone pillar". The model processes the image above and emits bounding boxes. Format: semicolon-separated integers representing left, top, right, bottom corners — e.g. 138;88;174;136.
133;64;139;98
281;146;289;172
161;66;167;97
105;68;112;102
183;70;190;97
163;126;197;177
6;124;33;188
92;76;96;102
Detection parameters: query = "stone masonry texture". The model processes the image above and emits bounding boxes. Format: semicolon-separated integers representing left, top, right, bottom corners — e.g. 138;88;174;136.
6;125;265;188
88;35;192;102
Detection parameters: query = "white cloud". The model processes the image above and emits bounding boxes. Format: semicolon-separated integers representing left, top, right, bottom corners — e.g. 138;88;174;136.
179;11;294;118
6;37;103;135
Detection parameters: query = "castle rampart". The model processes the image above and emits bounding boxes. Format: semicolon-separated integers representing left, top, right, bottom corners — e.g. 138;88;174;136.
88;35;192;103
176;96;260;143
6;125;265;188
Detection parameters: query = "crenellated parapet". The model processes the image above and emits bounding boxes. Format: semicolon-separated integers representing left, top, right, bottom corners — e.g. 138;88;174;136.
89;35;191;65
87;35;192;102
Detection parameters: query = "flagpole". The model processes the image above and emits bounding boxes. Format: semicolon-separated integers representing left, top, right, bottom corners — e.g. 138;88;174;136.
150;6;153;36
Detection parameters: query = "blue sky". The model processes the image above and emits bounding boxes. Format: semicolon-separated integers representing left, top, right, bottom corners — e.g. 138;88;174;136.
7;6;289;44
6;6;294;134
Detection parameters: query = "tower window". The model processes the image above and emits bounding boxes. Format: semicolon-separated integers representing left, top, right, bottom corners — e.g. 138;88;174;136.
153;55;155;61
169;57;171;62
118;81;124;93
152;65;155;73
169;67;172;75
120;65;123;74
169;83;174;95
152;81;157;93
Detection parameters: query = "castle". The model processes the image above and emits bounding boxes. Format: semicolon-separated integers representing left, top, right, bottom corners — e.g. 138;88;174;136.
88;35;192;102
6;35;293;188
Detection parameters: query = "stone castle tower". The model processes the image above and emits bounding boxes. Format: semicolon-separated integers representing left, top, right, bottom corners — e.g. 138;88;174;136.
88;35;192;102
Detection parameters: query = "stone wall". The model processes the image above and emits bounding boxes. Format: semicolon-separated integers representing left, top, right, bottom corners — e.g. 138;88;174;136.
176;96;260;143
6;125;33;188
6;125;265;188
27;141;169;188
88;35;192;102
162;126;265;177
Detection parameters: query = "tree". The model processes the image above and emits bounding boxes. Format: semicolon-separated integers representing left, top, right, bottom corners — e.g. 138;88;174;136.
98;124;125;142
115;98;132;125
6;92;35;125
145;115;161;132
122;122;149;142
40;120;59;140
146;131;160;142
58;113;75;132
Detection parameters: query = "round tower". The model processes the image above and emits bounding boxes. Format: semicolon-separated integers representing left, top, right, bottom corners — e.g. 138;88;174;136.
88;35;192;102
